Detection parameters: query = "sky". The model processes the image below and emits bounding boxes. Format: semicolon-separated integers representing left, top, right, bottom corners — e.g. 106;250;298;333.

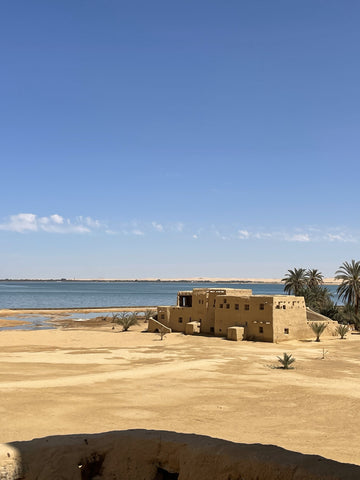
1;0;359;279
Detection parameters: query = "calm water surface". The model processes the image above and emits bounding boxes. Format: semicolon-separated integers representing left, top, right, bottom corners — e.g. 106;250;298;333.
0;281;339;309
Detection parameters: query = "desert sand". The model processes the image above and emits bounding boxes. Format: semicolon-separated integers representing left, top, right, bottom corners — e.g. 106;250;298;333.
0;313;359;467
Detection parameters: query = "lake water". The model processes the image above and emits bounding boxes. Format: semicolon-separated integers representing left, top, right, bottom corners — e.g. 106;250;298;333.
0;281;339;309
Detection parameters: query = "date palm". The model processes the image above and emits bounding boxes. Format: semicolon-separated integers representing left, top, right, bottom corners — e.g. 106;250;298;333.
310;322;327;342
277;352;295;369
301;284;332;312
282;268;307;296
112;312;139;331
306;269;324;289
336;324;349;339
335;260;360;315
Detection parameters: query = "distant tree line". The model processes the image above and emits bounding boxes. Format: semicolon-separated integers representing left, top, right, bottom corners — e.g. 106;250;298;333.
282;260;360;329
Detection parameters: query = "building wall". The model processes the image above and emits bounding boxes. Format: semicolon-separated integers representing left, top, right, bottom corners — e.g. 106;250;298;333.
159;288;252;335
214;295;275;342
272;296;308;342
169;306;194;332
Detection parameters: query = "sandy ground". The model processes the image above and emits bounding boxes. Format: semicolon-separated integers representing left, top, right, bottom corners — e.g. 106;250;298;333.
0;313;359;465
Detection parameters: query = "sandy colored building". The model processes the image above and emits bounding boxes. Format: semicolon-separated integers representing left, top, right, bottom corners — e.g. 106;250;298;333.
149;288;336;342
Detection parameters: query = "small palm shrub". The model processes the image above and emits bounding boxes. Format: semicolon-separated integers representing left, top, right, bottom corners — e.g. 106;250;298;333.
112;312;139;331
310;322;327;342
144;309;156;321
277;353;295;369
111;312;126;323
336;324;349;339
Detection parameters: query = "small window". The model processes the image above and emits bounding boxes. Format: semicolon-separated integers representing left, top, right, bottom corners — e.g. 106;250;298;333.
284;328;289;334
220;304;223;309
260;304;264;310
226;304;230;309
161;314;165;320
235;304;239;310
224;299;227;304
259;326;264;333
210;327;214;333
219;328;222;332
178;317;183;323
199;300;201;304
244;304;250;311
283;305;286;309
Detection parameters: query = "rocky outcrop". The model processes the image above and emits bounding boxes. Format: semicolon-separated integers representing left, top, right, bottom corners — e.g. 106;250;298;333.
1;429;359;480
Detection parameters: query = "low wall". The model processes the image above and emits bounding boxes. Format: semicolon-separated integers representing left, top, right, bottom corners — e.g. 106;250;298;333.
1;429;359;480
185;321;200;335
227;326;245;341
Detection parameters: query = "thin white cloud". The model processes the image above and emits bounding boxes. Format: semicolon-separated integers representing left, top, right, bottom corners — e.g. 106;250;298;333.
4;214;356;245
211;226;359;243
254;232;274;240
238;230;250;240
2;213;38;232
78;216;101;228
213;228;229;241
132;229;145;236
50;214;64;224
324;232;356;242
0;213;102;234
285;233;310;242
173;222;184;232
152;221;164;232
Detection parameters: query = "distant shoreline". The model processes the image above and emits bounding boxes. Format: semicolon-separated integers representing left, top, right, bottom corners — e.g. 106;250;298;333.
0;277;340;285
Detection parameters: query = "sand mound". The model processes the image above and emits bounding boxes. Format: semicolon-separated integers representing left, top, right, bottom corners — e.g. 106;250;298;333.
1;429;359;480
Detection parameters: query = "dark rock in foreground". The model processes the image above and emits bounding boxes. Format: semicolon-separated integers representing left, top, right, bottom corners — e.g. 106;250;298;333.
1;429;359;480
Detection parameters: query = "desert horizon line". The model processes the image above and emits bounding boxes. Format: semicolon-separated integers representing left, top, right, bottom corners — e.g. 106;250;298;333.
0;277;340;285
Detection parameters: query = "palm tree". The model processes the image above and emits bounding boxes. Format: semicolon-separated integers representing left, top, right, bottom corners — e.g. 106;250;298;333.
282;268;307;296
310;322;327;342
306;269;324;289
335;260;360;315
301;284;332;312
336;304;360;330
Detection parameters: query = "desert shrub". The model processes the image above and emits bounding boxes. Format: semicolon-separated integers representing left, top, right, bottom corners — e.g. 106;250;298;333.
112;312;139;331
277;353;295;369
158;328;167;340
111;312;126;323
310;322;327;342
336;324;349;339
144;309;157;321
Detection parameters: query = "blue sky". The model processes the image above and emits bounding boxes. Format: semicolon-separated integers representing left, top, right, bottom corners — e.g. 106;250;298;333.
1;0;359;279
